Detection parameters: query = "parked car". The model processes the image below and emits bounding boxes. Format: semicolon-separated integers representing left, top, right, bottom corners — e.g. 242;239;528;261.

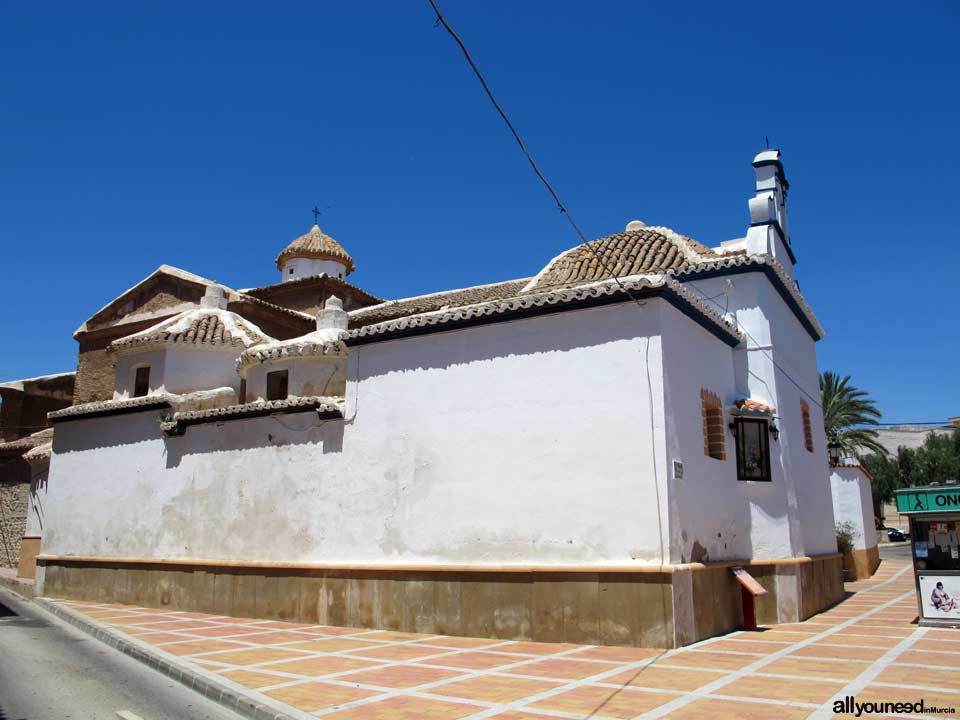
885;527;909;542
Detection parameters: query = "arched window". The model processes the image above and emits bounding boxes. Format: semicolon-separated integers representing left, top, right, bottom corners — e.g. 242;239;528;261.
701;389;726;460
801;399;814;452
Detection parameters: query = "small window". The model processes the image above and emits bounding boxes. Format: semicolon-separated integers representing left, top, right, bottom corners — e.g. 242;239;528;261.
701;389;726;460
734;417;771;481
289;268;295;275
239;378;247;404
266;370;288;401
801;399;814;453
133;366;150;398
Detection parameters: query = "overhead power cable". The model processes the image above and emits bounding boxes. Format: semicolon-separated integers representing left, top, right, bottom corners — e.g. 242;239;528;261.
426;0;834;420
426;0;645;309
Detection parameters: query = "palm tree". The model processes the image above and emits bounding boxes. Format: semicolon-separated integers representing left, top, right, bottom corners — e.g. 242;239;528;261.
820;371;888;459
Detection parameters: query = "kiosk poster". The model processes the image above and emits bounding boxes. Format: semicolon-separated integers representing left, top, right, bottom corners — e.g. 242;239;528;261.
918;574;960;619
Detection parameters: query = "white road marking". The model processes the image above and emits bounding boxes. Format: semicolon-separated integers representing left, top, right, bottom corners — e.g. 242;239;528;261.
116;710;146;720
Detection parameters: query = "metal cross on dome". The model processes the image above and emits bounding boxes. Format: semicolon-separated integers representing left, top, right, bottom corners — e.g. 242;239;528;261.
312;206;321;224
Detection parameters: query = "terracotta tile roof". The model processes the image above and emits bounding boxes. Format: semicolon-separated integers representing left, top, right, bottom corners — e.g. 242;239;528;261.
276;224;355;274
229;294;316;324
74;264;222;337
161;396;343;435
349;278;531;328
49;395;173;423
23;441;52;462
110;309;270;352
244;274;383;306
350;226;823;342
236;332;347;374
523;227;721;294
347;274;742;348
0;428;54;453
734;398;776;415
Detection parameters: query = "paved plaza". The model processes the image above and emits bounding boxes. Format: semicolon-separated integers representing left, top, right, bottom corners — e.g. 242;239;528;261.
52;558;958;719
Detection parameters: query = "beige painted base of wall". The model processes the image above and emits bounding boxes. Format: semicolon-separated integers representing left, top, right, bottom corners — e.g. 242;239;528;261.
17;536;41;580
36;554;843;649
843;545;880;581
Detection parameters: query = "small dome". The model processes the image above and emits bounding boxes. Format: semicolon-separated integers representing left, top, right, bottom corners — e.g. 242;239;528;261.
523;225;720;294
275;224;356;275
111;308;270;352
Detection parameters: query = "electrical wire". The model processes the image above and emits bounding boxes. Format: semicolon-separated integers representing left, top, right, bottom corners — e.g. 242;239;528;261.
428;5;673;676
426;0;836;421
427;0;646;310
684;281;826;411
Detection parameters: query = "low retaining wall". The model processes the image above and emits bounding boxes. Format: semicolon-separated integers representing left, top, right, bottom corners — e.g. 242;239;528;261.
36;553;843;648
843;545;880;581
17;535;41;579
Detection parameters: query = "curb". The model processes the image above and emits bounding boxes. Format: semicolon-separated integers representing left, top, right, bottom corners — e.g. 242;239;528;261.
0;573;36;598
35;598;310;720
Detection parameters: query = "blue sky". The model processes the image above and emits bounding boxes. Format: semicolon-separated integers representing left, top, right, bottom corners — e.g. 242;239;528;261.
1;1;957;423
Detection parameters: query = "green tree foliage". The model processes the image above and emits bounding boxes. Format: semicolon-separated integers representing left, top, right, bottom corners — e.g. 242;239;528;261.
819;371;887;458
863;429;960;502
897;430;960;487
862;453;901;503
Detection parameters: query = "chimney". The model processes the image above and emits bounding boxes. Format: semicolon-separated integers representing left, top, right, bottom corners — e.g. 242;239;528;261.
745;149;797;273
200;285;228;310
317;295;348;332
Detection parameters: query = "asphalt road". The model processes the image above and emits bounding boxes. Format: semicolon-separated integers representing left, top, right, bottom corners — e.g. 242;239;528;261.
0;588;242;720
879;540;912;560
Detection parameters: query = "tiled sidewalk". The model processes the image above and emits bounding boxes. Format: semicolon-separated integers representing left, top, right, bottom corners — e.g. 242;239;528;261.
52;559;959;719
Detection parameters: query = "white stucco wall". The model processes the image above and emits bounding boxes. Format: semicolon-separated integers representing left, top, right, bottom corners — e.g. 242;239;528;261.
114;347;244;399
684;270;837;558
114;349;166;399
24;456;48;538
243;355;346;401
830;466;878;551
281;258;346;282
46;301;672;566
660;301;797;563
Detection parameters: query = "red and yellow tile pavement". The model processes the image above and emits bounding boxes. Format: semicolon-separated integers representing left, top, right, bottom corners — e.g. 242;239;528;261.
53;557;959;719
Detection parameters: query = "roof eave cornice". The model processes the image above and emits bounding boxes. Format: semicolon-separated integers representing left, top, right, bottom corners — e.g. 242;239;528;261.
344;274;742;348
671;254;825;341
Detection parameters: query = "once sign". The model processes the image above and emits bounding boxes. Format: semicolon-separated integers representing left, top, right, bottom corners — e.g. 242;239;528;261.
895;487;960;514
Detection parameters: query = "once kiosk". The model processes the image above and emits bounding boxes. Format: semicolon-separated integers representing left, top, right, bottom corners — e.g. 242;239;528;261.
895;483;960;629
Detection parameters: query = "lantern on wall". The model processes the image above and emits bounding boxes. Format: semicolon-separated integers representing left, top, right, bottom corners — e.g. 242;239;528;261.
827;440;843;467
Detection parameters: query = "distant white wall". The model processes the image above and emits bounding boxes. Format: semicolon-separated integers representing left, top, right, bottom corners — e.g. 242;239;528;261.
281;258;346;282
830;466;877;551
46;302;672;566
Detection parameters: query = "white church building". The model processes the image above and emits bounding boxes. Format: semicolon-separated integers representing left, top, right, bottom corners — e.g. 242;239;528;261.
35;150;843;648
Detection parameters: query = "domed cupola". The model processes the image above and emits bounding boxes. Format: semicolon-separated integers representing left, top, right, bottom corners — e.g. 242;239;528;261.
276;223;356;283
